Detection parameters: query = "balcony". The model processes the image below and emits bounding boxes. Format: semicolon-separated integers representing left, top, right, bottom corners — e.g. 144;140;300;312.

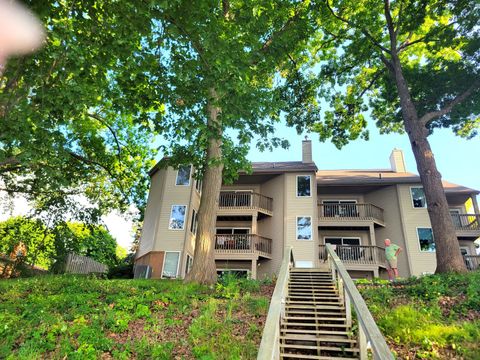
218;192;273;216
214;234;272;259
451;213;480;238
318;203;385;227
319;245;387;268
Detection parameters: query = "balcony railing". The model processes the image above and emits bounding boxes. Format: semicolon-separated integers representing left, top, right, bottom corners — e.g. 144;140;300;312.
219;192;273;213
214;234;272;256
319;245;386;267
451;214;480;232
464;255;480;271
318;203;385;223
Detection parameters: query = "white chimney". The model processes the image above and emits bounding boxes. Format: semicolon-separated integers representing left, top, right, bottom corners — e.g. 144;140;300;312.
390;148;406;172
302;137;312;163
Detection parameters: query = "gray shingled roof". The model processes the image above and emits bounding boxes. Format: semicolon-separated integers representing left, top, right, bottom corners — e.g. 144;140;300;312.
246;161;318;173
316;169;479;194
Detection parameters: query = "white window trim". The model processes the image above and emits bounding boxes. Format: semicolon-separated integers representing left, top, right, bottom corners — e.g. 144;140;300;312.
175;165;192;186
185;254;193;275
195;178;202;194
168;204;187;230
410;186;427;209
323;236;362;246
296;175;312;198
190;209;198;235
161;251;181;279
416;226;435;253
296;215;312;241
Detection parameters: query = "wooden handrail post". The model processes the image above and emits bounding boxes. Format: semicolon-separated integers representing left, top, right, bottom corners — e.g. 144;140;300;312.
345;285;352;328
359;324;368;360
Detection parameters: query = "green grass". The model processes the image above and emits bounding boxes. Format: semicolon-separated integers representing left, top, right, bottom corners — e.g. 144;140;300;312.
0;275;273;359
357;272;480;359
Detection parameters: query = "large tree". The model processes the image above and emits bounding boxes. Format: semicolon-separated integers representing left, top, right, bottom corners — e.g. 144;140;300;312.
308;0;479;272
145;1;319;284
0;1;159;220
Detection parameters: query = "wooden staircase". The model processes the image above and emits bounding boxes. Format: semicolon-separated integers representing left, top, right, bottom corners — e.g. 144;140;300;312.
280;268;359;359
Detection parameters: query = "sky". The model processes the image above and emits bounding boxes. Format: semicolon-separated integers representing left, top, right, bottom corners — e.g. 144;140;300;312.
247;121;480;192
1;120;478;250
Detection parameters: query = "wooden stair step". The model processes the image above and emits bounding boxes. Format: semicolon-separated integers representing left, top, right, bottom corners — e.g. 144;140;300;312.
285;310;346;316
281;329;350;336
288;294;338;297
288;296;340;300
281;322;350;328
284;316;346;321
280;353;359;359
286;301;342;305
280;344;360;352
280;335;357;344
286;305;345;310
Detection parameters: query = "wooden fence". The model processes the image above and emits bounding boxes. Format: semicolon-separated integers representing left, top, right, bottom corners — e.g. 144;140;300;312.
64;253;108;274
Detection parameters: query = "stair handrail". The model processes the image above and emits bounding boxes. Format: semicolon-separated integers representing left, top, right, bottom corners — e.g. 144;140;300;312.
257;246;294;360
326;243;394;360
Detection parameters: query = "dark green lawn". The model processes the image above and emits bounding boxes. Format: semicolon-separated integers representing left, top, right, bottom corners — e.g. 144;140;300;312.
358;271;480;359
0;275;273;359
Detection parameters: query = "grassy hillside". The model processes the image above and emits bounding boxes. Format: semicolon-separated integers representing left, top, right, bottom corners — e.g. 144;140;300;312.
358;272;480;360
0;275;274;359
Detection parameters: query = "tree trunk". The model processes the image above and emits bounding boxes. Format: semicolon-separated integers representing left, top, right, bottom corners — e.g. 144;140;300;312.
184;89;224;284
389;53;466;273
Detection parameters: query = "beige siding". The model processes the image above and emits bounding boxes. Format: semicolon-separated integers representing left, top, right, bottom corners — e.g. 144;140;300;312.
183;185;201;270
152;167;192;253
364;185;412;277
137;169;167;259
258;174;285;278
284;173;318;266
396;184;437;276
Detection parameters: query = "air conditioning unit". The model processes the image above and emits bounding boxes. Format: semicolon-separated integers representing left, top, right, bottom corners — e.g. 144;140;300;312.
133;265;152;279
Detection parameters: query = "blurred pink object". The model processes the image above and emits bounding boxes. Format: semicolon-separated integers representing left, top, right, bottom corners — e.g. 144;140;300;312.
0;0;45;68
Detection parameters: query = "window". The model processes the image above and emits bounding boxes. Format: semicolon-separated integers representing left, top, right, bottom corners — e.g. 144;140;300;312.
185;255;193;275
411;187;426;208
296;216;312;240
324;237;361;246
417;227;435;252
195;178;202;193
162;252;180;278
175;165;191;186
322;200;358;217
190;209;198;235
297;175;311;197
169;205;187;230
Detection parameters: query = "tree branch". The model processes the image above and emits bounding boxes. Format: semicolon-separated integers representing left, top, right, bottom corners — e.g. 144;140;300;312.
325;0;391;54
420;80;480;126
163;16;210;71
358;69;385;99
87;112;122;160
68;151;126;196
394;0;404;38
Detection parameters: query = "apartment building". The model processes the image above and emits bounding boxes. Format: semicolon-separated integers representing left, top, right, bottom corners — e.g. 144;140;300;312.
135;141;480;280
